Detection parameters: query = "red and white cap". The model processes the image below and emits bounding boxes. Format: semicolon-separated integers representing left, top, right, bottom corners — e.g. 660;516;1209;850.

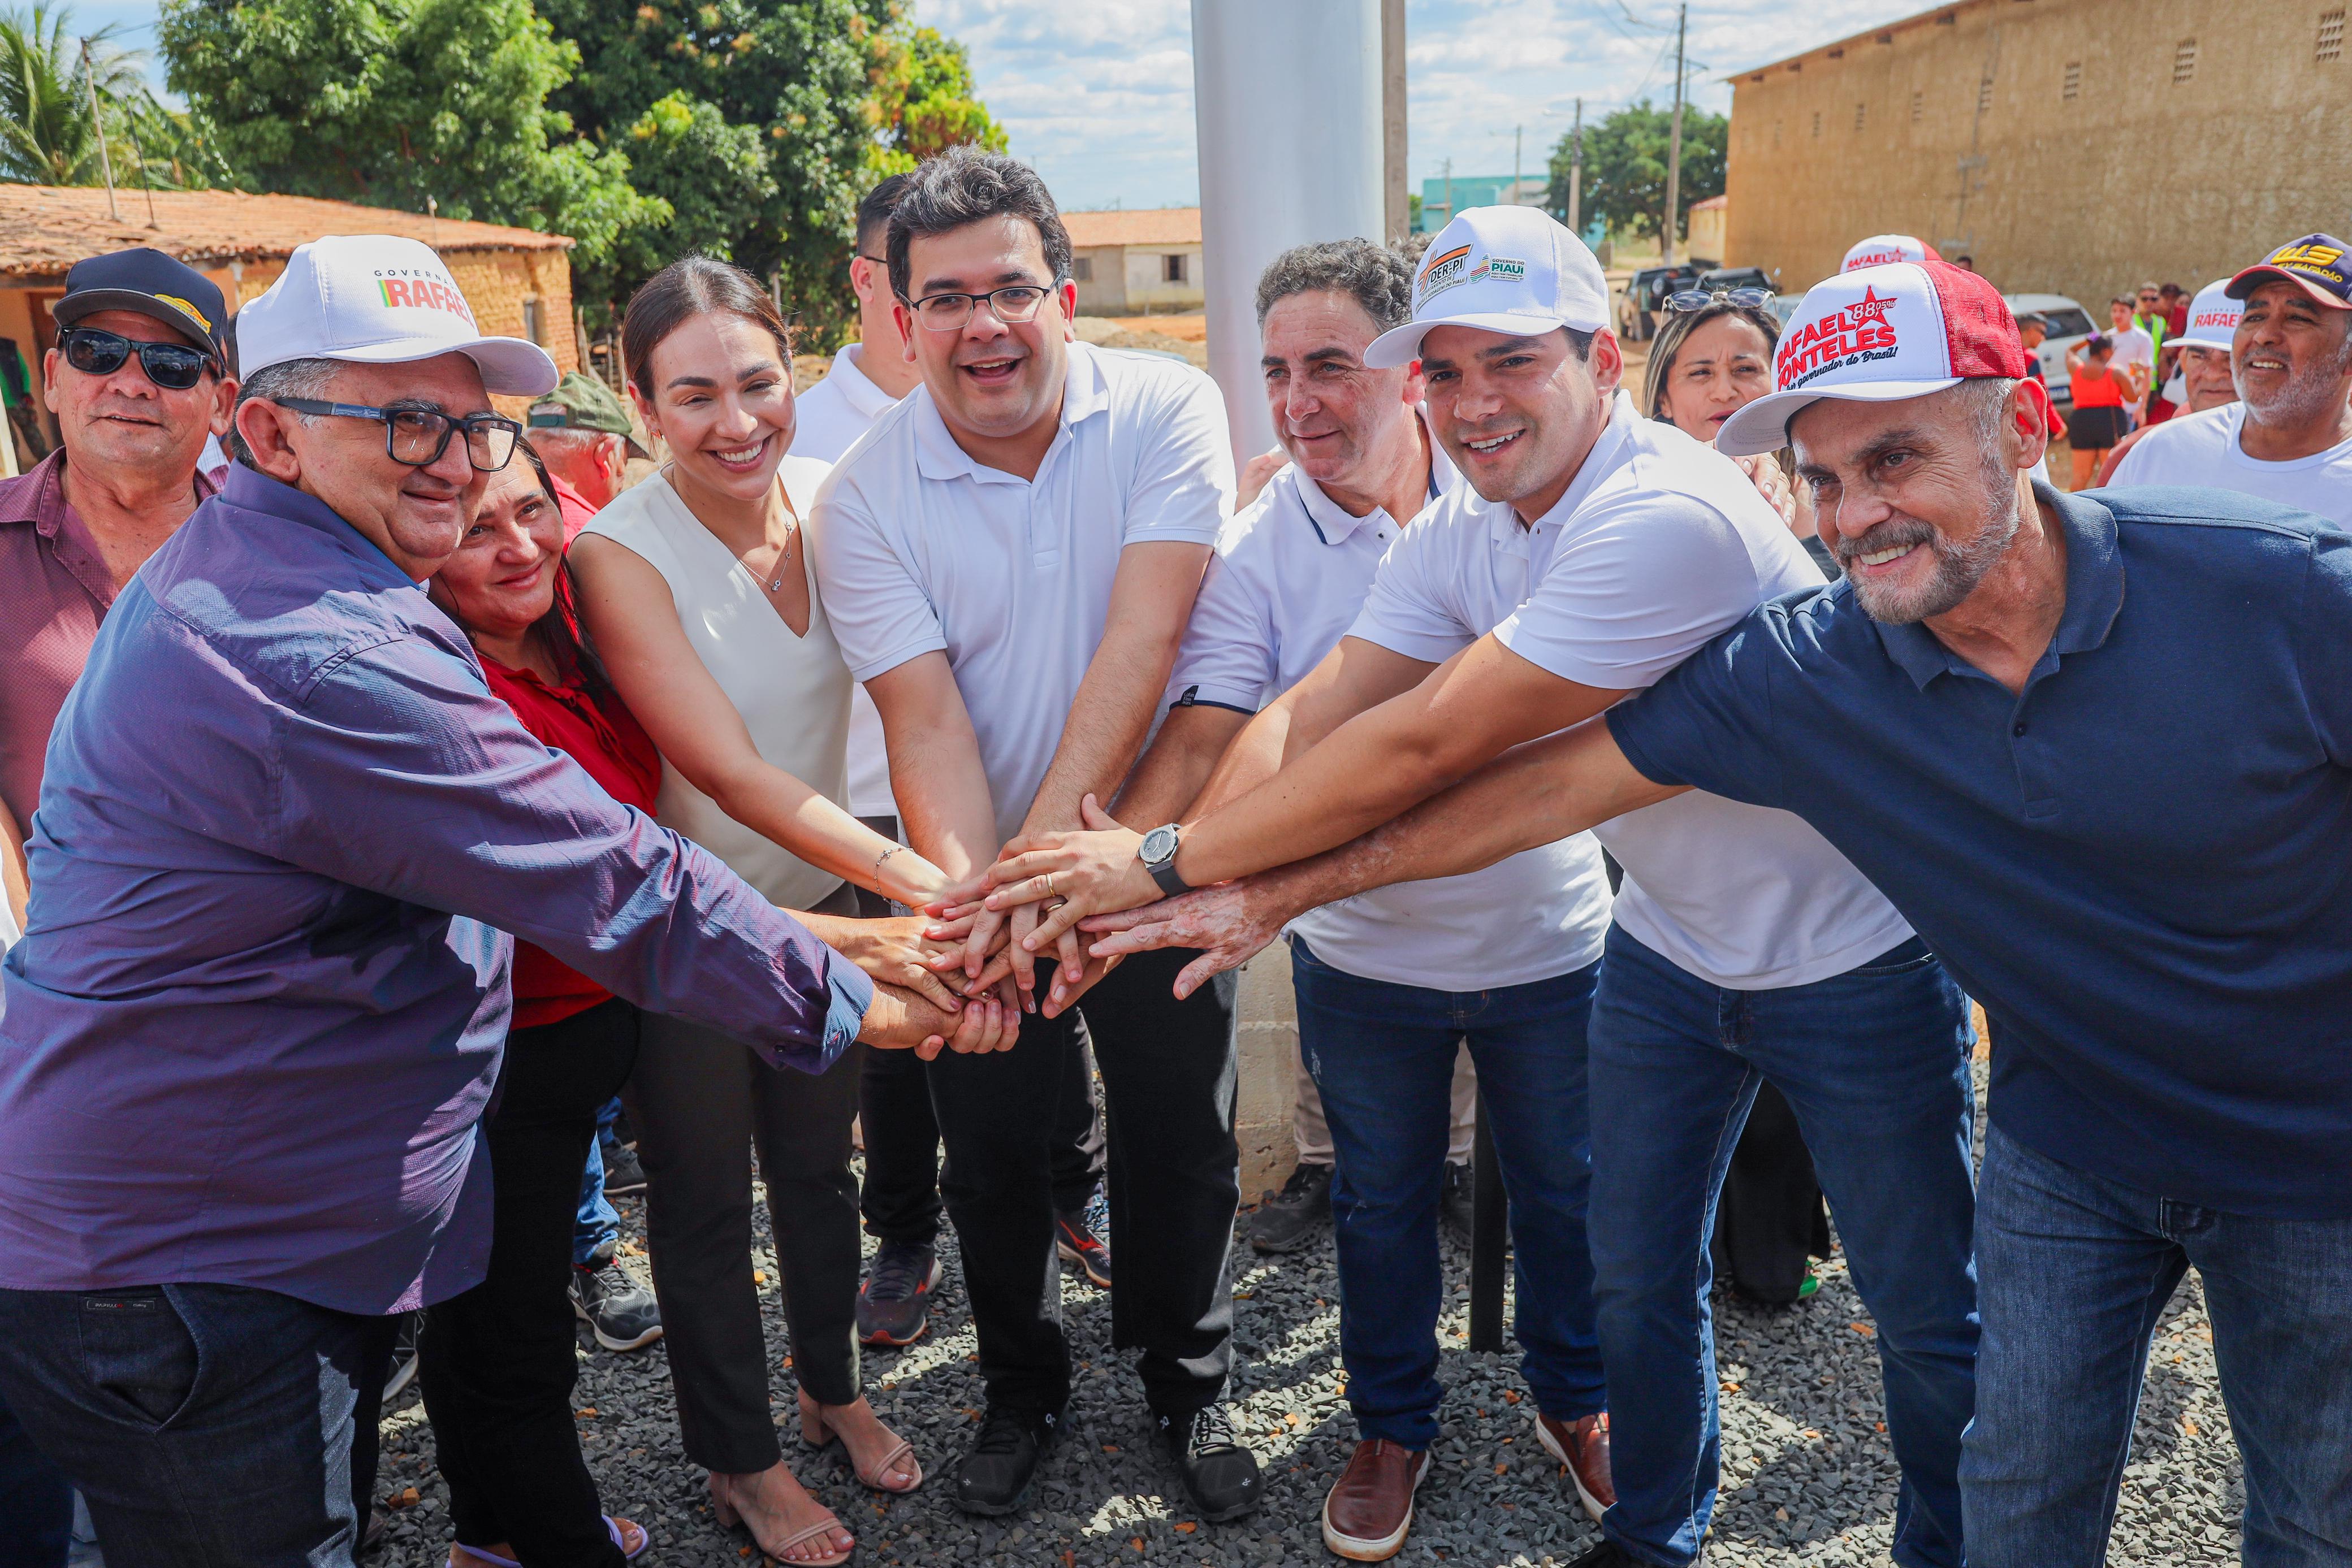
237;234;559;396
1840;233;1942;273
1717;261;2025;457
2173;278;2242;352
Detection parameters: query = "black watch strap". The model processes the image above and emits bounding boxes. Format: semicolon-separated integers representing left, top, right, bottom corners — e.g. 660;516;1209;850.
1147;856;1192;898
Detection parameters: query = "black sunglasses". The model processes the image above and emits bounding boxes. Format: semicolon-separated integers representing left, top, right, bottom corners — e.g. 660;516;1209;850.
1663;287;1776;314
59;327;219;391
270;397;522;473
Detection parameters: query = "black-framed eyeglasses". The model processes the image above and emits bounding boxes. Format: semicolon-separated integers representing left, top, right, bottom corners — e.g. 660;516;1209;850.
903;283;1057;333
270;397;522;472
59;327;219;391
1663;287;1776;315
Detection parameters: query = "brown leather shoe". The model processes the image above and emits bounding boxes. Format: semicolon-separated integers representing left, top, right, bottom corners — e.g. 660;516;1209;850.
1534;1410;1615;1521
1320;1439;1431;1562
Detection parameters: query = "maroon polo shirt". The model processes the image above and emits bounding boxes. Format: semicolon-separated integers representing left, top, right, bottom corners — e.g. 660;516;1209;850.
0;450;218;839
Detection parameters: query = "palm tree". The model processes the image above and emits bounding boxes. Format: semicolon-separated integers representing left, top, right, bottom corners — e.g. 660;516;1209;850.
0;4;166;187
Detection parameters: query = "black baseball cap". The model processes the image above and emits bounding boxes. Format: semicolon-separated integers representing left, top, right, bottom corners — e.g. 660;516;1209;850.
53;248;230;359
2227;234;2352;311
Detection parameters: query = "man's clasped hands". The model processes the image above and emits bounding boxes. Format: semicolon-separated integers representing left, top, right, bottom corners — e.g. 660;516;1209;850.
882;795;1279;1054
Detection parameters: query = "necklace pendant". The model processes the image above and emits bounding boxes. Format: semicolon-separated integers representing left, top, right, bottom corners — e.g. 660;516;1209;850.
768;578;784;592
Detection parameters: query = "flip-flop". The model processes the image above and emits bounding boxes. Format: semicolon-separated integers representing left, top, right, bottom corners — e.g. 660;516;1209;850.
453;1515;648;1565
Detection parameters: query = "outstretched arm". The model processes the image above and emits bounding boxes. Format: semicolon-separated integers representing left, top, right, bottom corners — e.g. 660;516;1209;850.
1083;716;1680;997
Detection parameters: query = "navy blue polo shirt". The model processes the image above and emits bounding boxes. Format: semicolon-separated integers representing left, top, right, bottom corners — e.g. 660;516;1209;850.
1607;483;2352;1218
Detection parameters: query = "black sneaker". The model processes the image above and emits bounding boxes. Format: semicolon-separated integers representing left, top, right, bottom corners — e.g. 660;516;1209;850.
1157;1405;1263;1522
600;1139;647;1197
1248;1162;1332;1254
382;1310;423;1401
1440;1160;1476;1248
1054;1188;1112;1289
858;1241;944;1348
1566;1541;1653;1567
570;1259;663;1352
950;1405;1061;1515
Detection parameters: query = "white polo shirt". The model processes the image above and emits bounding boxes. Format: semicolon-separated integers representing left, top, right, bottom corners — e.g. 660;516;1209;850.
793;344;908;820
1169;439;1614;992
1354;392;1914;990
2108;402;2352;527
812;340;1234;846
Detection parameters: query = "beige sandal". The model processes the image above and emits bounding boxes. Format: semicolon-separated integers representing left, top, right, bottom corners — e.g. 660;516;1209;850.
800;1404;924;1494
709;1476;854;1566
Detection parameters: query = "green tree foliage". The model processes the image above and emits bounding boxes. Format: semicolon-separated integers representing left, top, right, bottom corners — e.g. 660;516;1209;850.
1546;100;1727;248
0;4;228;189
158;0;665;278
864;24;1004;171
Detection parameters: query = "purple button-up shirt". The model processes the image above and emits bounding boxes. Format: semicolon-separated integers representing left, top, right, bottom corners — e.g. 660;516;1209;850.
0;465;871;1315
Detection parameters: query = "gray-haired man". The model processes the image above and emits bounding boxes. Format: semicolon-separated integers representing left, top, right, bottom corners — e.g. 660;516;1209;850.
1110;239;1618;1561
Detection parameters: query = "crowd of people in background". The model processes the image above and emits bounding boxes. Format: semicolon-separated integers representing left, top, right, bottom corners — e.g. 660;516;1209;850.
0;144;2347;1568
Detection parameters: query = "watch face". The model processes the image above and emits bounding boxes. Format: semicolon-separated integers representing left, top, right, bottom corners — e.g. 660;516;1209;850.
1140;825;1179;864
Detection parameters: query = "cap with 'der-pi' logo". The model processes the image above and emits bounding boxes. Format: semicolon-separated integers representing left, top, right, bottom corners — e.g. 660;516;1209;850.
1716;260;2024;457
234;233;559;395
2226;234;2352;311
1840;234;1942;273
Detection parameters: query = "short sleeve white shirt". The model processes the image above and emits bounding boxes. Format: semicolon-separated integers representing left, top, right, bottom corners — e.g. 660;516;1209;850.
1352;393;1914;990
2108;402;2352;527
811;341;1233;846
792;345;906;818
1169;441;1613;991
2109;325;2155;385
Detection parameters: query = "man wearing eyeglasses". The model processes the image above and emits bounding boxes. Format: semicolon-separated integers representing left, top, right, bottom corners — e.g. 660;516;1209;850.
811;149;1259;1524
0;235;986;1566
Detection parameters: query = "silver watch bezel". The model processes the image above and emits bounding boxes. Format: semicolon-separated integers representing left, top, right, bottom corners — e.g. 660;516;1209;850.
1139;824;1181;868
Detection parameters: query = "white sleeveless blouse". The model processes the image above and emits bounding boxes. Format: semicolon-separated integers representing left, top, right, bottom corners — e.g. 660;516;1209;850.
581;458;850;912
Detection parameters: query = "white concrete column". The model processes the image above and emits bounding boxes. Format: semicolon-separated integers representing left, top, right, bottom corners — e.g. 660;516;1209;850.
1190;0;1387;464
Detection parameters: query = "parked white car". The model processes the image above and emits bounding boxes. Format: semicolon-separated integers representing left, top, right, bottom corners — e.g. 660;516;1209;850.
2004;293;2098;410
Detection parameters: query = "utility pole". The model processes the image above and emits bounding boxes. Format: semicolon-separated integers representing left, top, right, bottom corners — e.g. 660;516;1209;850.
1568;97;1584;236
79;38;119;222
1662;1;1686;266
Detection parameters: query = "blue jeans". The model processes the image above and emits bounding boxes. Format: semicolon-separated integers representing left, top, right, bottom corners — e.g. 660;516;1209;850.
1964;1124;2352;1567
1588;926;1977;1568
0;1388;70;1568
573;1097;623;1267
1290;937;1605;1449
0;1282;397;1566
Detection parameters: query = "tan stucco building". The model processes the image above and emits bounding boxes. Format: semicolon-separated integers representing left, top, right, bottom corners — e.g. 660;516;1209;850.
1;184;576;467
1064;208;1205;314
1722;0;2351;304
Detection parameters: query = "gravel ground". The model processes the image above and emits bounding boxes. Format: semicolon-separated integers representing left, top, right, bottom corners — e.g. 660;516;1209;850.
369;1056;2244;1567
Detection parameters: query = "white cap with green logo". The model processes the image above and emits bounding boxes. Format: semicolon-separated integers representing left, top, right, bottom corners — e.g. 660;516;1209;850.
1364;206;1611;369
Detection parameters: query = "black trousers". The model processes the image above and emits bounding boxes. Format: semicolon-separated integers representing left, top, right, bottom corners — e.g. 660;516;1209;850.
852;817;1104;1246
1709;1080;1832;1305
929;947;1240;1417
628;886;864;1473
420;996;639;1567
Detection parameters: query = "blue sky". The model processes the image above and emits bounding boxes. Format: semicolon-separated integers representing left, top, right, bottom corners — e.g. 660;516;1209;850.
76;0;1925;213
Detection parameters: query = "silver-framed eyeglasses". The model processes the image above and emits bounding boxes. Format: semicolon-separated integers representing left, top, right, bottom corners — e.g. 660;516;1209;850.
1663;286;1776;314
270;397;522;471
905;283;1056;333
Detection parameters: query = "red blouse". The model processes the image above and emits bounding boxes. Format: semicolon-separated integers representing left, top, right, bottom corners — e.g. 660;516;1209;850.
481;654;664;1029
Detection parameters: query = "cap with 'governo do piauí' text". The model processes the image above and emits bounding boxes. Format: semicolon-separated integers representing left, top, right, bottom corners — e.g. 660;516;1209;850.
235;234;559;396
1364;205;1610;369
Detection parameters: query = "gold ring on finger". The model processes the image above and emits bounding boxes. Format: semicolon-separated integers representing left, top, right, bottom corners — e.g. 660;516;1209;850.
1043;872;1056;897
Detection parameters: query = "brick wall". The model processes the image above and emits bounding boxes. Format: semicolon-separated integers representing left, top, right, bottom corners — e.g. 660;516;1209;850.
1724;0;2352;306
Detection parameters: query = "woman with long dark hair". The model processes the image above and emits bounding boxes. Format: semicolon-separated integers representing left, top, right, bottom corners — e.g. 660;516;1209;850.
569;257;989;1567
419;446;658;1567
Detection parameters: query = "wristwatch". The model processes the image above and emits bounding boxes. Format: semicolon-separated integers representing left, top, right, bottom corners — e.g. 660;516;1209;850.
1138;823;1190;898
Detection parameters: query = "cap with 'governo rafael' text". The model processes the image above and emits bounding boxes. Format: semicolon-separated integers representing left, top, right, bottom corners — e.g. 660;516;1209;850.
1841;234;1942;273
1364;206;1610;369
2173;278;2243;352
1716;260;2024;457
235;235;559;396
